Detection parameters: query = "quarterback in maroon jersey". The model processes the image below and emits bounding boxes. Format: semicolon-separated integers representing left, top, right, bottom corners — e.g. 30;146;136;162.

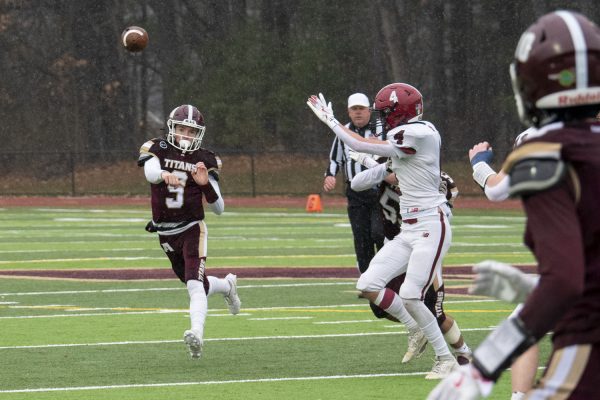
429;11;600;400
138;104;241;359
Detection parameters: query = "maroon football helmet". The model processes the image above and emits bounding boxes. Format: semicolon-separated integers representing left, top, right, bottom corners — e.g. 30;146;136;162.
373;83;423;131
167;104;206;151
510;11;600;126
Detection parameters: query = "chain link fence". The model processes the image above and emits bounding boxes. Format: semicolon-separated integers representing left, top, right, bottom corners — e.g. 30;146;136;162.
0;149;478;197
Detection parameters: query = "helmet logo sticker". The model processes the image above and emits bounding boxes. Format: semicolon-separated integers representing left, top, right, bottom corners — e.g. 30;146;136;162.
554;69;575;87
389;90;398;104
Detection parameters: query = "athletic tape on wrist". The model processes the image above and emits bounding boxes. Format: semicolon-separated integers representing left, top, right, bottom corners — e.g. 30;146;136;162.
472;162;496;188
470;150;493;166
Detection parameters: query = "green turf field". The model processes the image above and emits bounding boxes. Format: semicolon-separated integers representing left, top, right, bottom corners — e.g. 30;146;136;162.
0;205;548;399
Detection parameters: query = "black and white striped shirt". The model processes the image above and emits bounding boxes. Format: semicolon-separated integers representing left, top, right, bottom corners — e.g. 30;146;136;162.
325;122;382;184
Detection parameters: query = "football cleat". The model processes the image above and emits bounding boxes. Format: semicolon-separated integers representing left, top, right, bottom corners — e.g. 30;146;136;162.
183;329;203;359
224;273;241;315
425;356;459;380
402;330;428;363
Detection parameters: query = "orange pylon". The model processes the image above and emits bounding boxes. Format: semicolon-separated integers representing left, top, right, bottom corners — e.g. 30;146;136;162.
305;194;323;212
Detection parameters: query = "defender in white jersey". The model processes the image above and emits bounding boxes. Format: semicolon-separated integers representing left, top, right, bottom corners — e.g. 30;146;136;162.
308;83;458;379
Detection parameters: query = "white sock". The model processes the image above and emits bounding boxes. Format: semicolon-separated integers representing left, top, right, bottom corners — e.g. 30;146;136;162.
511;392;526;400
455;343;471;354
187;280;207;336
404;298;452;358
374;289;419;332
207;276;229;297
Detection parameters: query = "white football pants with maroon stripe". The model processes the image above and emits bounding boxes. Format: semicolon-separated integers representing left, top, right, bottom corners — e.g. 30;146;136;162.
357;209;451;300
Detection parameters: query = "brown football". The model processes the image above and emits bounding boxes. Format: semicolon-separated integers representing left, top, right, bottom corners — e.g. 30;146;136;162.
121;26;148;52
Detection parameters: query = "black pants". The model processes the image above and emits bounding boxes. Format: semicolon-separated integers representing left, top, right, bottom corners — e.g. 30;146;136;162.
346;186;385;273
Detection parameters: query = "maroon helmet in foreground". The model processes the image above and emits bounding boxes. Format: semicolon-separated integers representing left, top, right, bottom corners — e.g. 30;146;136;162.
510;10;600;126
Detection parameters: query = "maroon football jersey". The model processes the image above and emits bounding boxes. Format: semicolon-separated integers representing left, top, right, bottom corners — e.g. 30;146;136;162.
513;122;600;349
138;138;221;227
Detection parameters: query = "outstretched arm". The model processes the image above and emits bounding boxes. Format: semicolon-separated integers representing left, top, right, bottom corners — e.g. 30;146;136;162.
351;162;389;192
469;260;539;303
307;93;398;157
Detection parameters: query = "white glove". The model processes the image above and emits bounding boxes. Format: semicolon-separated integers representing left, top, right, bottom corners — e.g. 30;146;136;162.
307;93;340;129
469;260;539;303
348;150;379;168
427;365;493;400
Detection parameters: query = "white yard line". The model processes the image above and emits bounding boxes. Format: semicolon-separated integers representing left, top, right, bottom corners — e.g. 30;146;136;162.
0;282;354;296
0;327;502;352
314;320;376;325
0;254;357;264
0;371;428;394
0;331;415;351
248;316;313;321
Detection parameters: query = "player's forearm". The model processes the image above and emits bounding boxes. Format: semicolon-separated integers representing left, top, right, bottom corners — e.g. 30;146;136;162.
144;156;165;184
331;125;396;157
483;172;510;201
203;177;224;215
351;164;387;191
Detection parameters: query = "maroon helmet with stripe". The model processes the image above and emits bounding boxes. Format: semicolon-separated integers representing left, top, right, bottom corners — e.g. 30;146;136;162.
510;11;600;126
167;104;206;152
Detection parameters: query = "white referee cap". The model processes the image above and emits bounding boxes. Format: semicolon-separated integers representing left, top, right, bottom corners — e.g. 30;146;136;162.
347;93;370;108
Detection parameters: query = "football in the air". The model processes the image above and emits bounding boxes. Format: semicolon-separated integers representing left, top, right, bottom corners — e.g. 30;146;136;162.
121;26;148;52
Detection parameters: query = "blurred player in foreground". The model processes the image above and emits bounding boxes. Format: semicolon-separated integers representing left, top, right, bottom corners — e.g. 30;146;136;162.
469;128;540;400
138;104;241;359
428;10;600;399
308;83;459;379
351;153;471;365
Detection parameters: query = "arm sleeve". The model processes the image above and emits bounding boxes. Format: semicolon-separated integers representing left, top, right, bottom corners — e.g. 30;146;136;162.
203;175;224;215
143;156;165;184
484;174;511;202
331;125;399;157
351;163;389;191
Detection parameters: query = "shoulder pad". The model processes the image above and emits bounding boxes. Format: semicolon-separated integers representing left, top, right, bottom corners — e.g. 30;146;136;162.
206;152;222;172
508;158;566;197
139;139;157;154
138;139;160;167
501;141;566;197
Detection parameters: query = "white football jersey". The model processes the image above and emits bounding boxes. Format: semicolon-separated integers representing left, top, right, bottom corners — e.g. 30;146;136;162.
386;121;447;212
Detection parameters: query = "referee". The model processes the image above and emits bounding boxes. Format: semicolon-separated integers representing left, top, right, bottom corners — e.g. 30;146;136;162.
323;93;385;273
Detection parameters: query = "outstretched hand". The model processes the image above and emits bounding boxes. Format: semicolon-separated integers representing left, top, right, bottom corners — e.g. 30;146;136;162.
307;93;339;129
427;365;493;400
469;260;539;303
